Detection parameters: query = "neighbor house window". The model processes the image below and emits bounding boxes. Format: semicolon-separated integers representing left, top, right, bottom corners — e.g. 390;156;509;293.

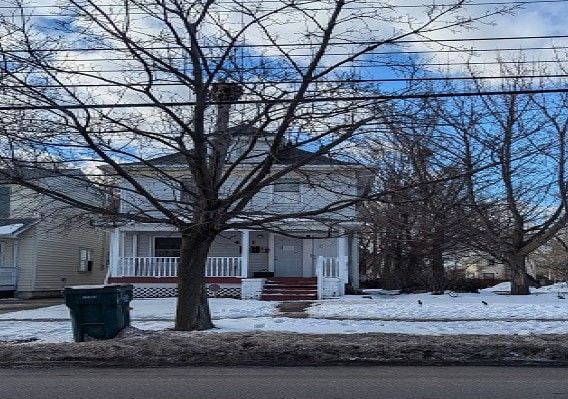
272;178;301;204
79;248;93;272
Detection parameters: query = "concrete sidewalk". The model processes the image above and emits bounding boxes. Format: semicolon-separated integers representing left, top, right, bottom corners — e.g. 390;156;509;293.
0;298;64;315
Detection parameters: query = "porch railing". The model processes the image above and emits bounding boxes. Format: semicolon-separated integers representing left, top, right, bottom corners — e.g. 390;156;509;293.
321;257;340;277
0;267;16;287
316;256;347;299
115;257;242;278
206;257;242;277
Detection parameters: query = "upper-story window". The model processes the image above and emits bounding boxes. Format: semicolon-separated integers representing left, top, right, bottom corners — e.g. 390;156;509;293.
272;178;301;204
179;177;195;205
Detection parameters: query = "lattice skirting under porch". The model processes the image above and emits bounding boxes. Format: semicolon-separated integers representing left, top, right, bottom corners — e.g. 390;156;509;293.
133;286;241;299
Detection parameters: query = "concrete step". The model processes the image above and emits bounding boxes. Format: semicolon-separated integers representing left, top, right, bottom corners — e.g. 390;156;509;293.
266;278;316;283
261;294;317;301
263;289;317;295
263;284;317;290
260;277;318;301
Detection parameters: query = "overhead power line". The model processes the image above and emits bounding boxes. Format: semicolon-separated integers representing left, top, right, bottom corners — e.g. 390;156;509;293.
4;73;568;89
12;56;568;66
1;87;568;111
0;0;566;10
3;34;568;53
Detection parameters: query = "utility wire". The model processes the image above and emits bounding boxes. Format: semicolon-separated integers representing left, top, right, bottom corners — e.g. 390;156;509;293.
0;0;565;10
3;34;568;53
3;74;567;89
1;87;568;111
15;56;568;66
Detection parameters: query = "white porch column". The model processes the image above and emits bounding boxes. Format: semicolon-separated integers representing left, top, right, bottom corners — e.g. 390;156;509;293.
349;234;360;289
316;256;324;300
132;233;138;257
267;233;275;272
241;230;250;278
109;228;121;278
338;234;349;295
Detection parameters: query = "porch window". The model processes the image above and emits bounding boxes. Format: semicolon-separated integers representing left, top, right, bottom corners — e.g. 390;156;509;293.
155;237;181;257
272;178;301;204
79;248;93;272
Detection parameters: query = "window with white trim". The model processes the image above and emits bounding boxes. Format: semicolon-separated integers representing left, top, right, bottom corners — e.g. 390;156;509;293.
79;248;93;272
272;178;301;204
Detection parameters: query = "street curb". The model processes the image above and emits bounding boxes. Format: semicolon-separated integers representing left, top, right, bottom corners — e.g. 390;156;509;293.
2;332;568;368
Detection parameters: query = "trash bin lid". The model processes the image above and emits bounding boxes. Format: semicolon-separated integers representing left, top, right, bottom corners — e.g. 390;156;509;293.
64;284;132;290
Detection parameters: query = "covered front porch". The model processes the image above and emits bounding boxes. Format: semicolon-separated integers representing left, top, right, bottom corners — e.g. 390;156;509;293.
107;225;357;299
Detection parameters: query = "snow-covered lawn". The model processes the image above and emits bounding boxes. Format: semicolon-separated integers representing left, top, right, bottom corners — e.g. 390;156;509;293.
0;298;277;343
0;298;276;321
2;283;568;343
308;289;568;321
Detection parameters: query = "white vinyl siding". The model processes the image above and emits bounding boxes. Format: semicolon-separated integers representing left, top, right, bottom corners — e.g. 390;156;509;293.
272;178;301;205
32;222;107;292
120;167;360;221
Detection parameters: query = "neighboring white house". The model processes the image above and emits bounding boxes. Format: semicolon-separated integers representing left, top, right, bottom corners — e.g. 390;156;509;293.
445;253;537;281
0;172;108;298
106;127;367;299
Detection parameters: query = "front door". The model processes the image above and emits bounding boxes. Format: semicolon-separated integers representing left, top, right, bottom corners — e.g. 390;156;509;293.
274;236;303;277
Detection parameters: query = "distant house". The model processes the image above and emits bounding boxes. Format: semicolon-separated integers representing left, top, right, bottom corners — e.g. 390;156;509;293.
447;253;537;281
0;173;107;298
106;127;367;300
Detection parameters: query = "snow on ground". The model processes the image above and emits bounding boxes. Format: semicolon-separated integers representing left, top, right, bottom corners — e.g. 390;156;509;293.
2;283;568;343
0;298;276;343
308;290;568;321
0;298;276;321
214;317;568;336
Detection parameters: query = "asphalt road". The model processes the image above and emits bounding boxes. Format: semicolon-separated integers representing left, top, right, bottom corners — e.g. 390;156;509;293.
1;366;568;399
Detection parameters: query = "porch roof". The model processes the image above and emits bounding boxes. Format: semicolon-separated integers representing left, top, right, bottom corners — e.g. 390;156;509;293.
0;218;38;238
116;218;362;232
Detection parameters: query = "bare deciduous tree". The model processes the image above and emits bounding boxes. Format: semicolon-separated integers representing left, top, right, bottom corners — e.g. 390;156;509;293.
435;62;568;294
0;0;509;328
361;114;471;293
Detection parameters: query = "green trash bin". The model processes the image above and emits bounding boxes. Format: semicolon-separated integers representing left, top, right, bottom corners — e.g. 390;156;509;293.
63;284;134;342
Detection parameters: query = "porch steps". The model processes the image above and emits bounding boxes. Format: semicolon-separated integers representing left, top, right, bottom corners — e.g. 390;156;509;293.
260;277;317;301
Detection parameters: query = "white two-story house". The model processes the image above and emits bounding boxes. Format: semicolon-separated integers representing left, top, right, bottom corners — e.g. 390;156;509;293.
106;127;367;300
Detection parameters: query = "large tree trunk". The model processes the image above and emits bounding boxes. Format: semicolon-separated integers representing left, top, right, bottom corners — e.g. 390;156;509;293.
175;230;216;331
509;254;530;295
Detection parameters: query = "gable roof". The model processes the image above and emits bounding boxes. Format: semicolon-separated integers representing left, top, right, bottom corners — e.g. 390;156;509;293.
119;124;354;167
0;168;84;183
122;144;353;167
